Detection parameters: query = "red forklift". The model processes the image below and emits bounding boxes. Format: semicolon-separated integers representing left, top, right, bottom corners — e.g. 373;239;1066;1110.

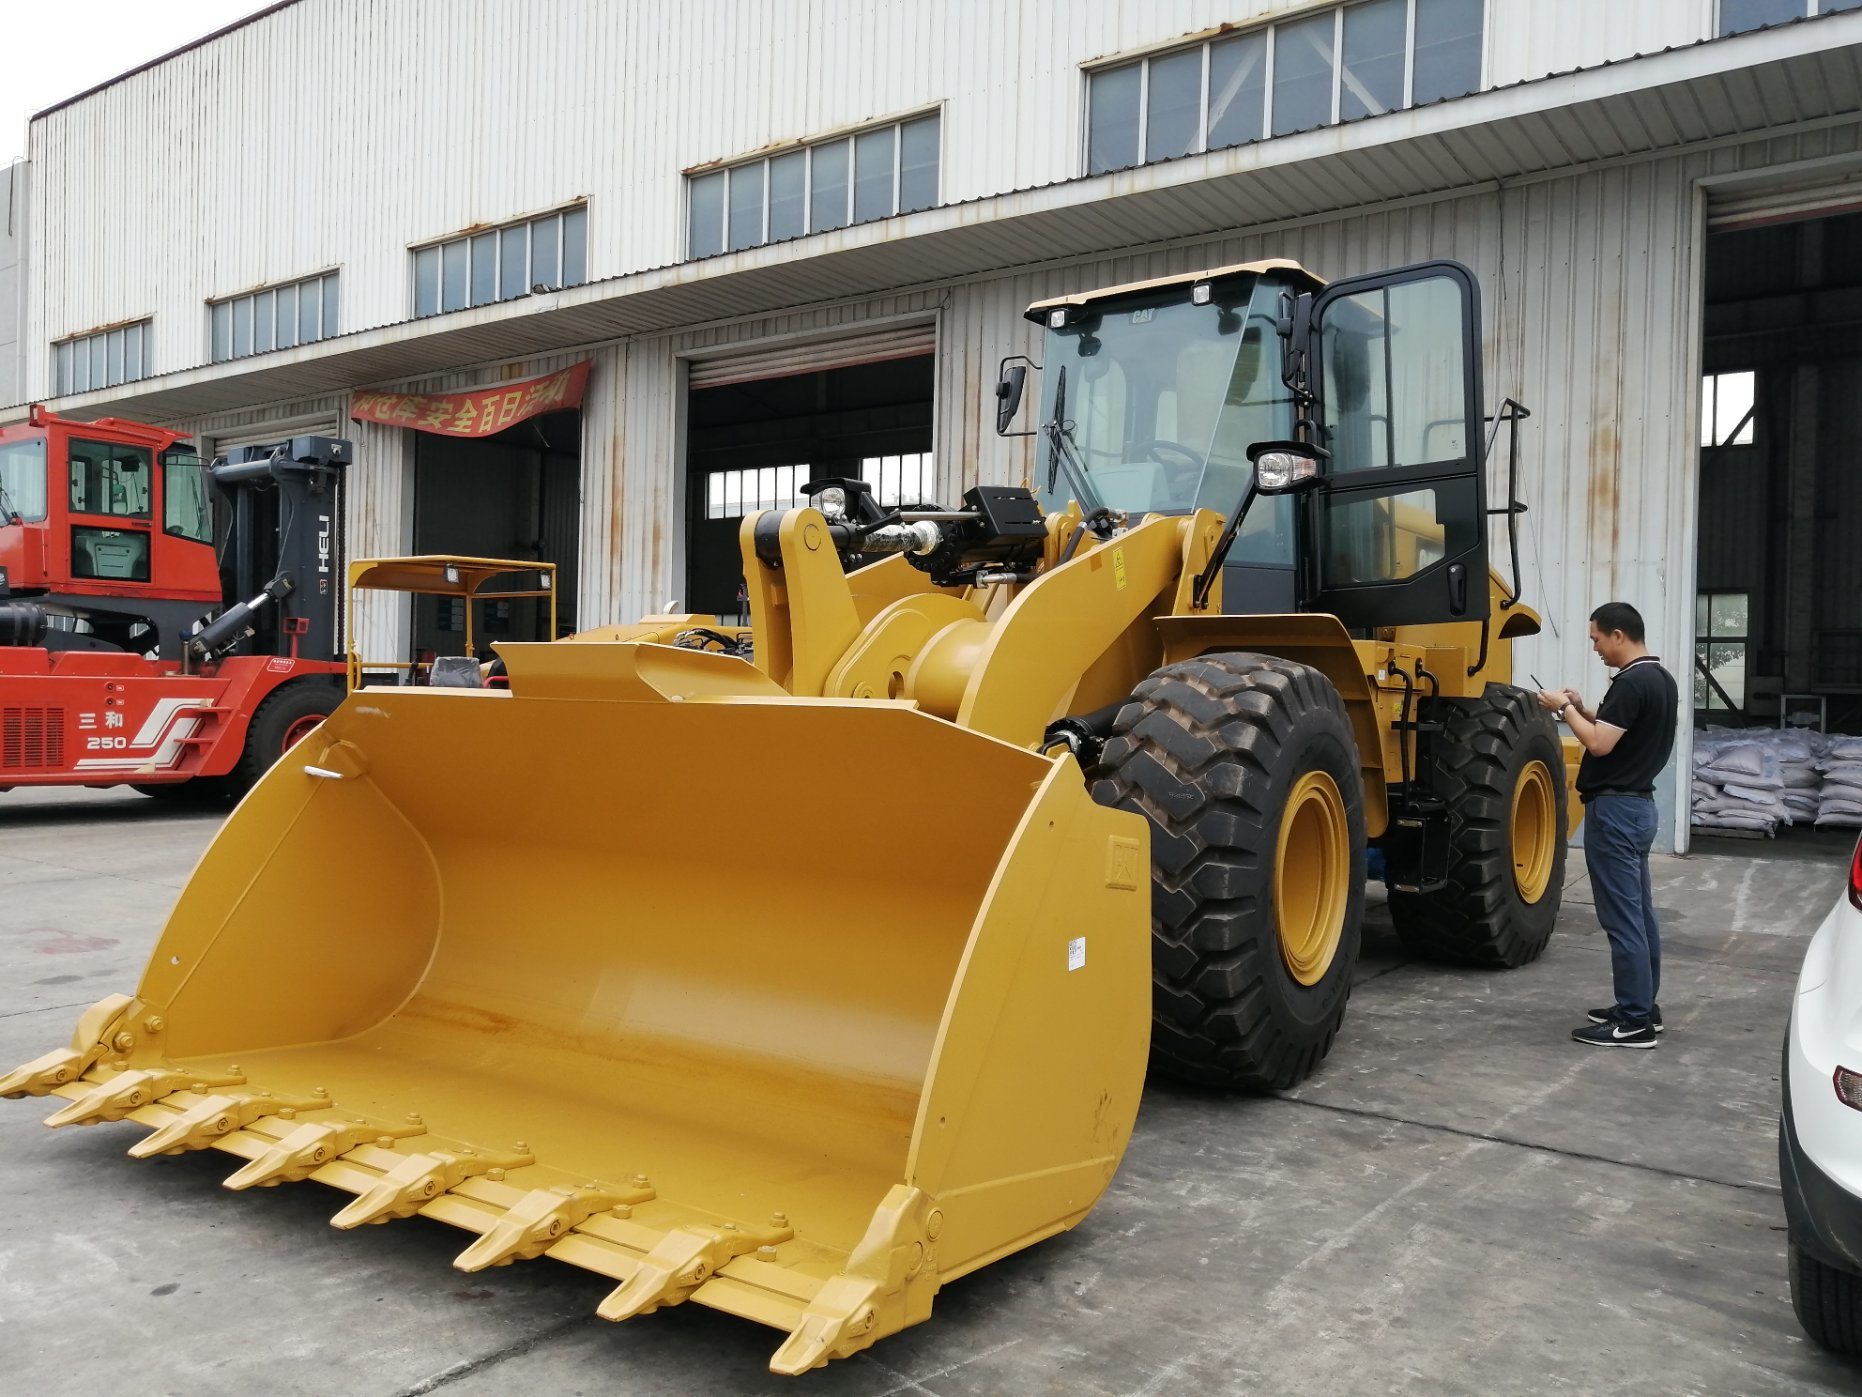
0;406;350;800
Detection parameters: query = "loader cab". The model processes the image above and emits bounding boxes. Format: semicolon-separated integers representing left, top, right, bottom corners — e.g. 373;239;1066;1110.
1023;258;1489;628
1029;264;1307;609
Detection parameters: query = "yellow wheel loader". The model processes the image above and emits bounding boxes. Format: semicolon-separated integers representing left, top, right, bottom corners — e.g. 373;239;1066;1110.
3;257;1578;1374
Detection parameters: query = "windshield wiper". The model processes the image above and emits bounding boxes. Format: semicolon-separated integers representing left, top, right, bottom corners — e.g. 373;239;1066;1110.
1042;365;1103;513
0;479;22;526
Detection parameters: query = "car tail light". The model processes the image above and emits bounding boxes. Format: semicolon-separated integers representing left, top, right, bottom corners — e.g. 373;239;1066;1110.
1850;834;1862;913
1836;1067;1862;1112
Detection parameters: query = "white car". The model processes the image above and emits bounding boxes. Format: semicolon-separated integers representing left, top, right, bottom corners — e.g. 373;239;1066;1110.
1782;832;1862;1353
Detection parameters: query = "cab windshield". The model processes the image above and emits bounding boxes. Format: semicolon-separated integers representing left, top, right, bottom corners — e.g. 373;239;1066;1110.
1036;274;1295;564
0;434;48;522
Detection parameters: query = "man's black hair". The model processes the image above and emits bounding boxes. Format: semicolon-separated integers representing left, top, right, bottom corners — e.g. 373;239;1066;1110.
1589;601;1645;643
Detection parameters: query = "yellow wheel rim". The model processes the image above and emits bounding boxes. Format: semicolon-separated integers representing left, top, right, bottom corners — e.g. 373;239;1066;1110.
1511;759;1558;904
1275;769;1351;986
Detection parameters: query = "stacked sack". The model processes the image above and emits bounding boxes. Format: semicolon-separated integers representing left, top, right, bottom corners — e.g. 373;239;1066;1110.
1691;728;1790;835
1819;735;1862;829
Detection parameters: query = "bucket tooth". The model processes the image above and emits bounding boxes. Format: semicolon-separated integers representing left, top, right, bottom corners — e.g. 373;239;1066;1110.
454;1181;657;1272
44;1067;244;1128
769;1185;937;1375
1;1048;91;1101
223;1117;427;1190
595;1227;754;1322
1;994;134;1098
127;1090;323;1159
331;1147;534;1229
769;1275;887;1377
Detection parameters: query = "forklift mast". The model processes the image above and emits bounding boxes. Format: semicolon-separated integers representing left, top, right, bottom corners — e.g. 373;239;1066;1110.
210;438;350;663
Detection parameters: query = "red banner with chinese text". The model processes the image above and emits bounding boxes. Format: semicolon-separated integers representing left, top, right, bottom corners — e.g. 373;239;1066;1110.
350;361;592;438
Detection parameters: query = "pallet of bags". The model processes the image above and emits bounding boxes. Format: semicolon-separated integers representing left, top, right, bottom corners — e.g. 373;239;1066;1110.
1818;735;1862;829
1770;727;1827;826
1691;733;1785;834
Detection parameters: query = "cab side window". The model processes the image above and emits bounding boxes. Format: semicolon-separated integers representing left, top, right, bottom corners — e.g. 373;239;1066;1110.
68;439;153;518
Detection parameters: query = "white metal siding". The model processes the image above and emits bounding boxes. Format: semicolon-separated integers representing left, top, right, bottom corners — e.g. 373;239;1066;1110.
0;160;25;406
20;0;1739;403
1486;0;1713;88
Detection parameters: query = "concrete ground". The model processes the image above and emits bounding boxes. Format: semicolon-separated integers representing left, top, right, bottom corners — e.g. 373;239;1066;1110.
2;786;1858;1396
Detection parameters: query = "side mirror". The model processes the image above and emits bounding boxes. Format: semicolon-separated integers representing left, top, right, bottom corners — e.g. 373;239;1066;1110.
1248;439;1328;495
994;364;1027;436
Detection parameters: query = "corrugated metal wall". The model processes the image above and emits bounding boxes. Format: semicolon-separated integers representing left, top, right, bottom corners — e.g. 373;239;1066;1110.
23;0;1722;399
584;117;1861;853
67;4;1850;849
0;160;26;406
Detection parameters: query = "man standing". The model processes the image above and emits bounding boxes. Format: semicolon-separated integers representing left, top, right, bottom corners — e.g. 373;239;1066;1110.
1538;602;1679;1049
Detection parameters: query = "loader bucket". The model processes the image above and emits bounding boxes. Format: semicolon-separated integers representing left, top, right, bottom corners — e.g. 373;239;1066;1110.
3;641;1152;1374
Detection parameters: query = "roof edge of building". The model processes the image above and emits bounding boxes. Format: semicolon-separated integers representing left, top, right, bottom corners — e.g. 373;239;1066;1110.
31;0;305;123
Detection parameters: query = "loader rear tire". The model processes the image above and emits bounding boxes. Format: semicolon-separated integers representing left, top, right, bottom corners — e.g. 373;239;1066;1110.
232;679;343;793
1386;683;1566;967
1091;653;1366;1091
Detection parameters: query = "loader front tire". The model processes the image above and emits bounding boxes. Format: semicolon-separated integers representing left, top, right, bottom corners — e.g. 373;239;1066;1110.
1386;683;1566;967
1091;653;1366;1091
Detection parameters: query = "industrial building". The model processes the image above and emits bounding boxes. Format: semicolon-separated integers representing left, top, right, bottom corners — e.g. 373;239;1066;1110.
7;0;1862;849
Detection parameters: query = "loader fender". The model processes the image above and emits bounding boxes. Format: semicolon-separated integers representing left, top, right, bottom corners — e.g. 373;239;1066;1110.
1156;612;1389;836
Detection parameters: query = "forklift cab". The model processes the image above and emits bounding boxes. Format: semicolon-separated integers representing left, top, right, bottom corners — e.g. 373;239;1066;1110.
0;408;221;655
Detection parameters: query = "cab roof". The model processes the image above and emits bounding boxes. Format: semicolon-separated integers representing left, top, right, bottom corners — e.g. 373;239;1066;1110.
346;555;556;598
1024;258;1324;323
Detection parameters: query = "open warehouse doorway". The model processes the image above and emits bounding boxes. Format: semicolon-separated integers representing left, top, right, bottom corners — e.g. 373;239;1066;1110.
409;408;581;660
1691;188;1862;852
684;326;935;619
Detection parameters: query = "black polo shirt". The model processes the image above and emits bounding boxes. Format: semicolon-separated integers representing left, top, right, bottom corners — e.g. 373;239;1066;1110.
1576;656;1678;802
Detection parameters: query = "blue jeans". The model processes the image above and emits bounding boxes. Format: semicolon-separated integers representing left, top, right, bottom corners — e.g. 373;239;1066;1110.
1583;794;1661;1022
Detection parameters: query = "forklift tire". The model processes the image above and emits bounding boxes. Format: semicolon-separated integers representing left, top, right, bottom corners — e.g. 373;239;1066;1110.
1091;653;1366;1091
232;679;344;793
1387;683;1566;967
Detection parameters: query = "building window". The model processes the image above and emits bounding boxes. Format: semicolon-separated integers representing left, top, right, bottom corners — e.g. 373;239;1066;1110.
703;453;935;520
688;114;940;259
706;463;809;520
1701;370;1756;447
210;272;340;363
1720;1;1861;37
1696;591;1749;711
53;321;151;396
863;451;936;507
413;205;589;317
1086;0;1484;175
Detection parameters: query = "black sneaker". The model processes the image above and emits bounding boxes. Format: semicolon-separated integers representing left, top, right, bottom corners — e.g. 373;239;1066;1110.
1572;1018;1658;1048
1586;1005;1664;1033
